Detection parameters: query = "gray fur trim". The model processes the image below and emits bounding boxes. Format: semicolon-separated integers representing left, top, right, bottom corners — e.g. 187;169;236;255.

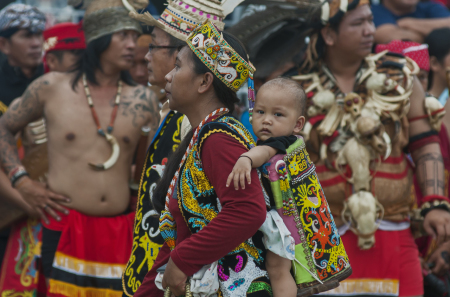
83;6;142;43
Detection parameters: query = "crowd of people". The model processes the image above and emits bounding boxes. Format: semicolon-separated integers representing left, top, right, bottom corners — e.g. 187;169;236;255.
1;0;450;296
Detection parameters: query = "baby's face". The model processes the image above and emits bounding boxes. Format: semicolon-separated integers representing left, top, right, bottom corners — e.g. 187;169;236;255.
252;87;302;141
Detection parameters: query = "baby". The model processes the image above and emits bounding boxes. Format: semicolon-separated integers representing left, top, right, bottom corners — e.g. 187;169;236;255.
227;77;306;297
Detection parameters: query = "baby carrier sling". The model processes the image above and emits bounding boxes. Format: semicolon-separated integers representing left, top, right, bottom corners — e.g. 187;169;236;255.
263;135;352;295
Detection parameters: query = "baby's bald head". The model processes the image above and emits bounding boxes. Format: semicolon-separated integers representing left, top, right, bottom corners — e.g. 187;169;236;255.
258;77;306;117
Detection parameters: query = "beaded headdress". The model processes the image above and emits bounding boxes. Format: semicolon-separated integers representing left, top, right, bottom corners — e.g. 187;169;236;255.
187;20;256;115
130;0;244;41
187;20;255;89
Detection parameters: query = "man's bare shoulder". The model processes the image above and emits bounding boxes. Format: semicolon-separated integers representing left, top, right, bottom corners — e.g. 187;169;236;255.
120;83;160;128
27;72;77;102
122;83;151;98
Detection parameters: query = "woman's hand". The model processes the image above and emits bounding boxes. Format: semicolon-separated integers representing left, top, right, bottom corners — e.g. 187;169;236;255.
162;258;188;296
226;156;252;190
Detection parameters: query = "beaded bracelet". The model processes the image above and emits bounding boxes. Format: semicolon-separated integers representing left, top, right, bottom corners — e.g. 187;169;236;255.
10;166;29;188
420;198;450;217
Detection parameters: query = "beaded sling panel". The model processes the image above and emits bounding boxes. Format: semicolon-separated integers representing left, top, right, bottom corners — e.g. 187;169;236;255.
177;115;272;297
264;136;350;288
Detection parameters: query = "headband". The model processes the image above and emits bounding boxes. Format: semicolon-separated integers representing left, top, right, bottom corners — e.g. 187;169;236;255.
186;20;255;92
0;4;46;36
186;20;256;118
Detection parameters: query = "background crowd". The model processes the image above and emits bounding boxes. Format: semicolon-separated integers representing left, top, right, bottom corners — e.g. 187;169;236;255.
1;0;450;296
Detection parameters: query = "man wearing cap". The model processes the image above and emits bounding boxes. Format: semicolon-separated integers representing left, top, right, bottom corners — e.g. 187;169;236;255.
121;1;243;296
43;21;85;73
0;2;46;273
289;0;450;295
0;3;46;113
0;0;161;296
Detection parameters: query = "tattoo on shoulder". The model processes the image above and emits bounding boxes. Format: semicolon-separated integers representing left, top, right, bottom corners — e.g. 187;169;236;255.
118;86;160;128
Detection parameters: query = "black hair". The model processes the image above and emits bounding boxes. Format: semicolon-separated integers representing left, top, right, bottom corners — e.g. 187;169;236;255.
71;33;135;90
167;33;185;55
152;30;249;213
425;28;450;89
301;18;340;72
47;49;84;62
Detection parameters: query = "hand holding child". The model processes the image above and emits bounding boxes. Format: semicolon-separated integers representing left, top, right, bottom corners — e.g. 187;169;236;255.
226;155;252;190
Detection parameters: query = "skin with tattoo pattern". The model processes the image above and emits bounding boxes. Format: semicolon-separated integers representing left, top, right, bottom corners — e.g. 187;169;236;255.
0;30;160;222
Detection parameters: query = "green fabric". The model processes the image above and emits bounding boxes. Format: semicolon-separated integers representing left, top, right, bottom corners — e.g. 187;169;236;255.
247;281;273;296
292;244;316;284
286;137;304;154
270;180;283;209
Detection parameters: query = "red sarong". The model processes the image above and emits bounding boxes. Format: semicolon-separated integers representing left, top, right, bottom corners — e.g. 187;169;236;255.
0;218;42;297
321;229;423;296
44;209;134;297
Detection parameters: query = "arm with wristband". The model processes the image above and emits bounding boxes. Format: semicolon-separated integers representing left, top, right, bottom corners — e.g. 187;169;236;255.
0;75;69;224
408;77;450;246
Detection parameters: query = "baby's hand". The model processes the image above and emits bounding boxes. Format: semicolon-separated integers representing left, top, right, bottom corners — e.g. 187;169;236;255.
226;156;252;190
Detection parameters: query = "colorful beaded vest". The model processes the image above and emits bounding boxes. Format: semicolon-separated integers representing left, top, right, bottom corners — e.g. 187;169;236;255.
160;114;272;297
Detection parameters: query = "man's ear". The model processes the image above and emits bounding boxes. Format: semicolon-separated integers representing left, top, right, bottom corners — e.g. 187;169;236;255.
320;26;336;47
293;116;306;135
198;72;214;94
0;37;11;55
46;53;58;72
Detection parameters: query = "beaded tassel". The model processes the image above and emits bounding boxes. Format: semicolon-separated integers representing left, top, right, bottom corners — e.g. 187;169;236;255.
277;165;296;216
247;72;255;123
159;210;177;251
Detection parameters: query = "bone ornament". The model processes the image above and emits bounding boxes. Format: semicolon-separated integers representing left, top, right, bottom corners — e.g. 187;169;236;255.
341;92;364;131
307;89;335;117
301;121;313;142
342;191;384;250
424;96;446;131
88;133;121;170
335;137;372;192
365;72;398;94
355;116;389;159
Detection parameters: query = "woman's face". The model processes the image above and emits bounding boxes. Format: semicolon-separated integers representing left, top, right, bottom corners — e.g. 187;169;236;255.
165;47;199;113
431;53;450;88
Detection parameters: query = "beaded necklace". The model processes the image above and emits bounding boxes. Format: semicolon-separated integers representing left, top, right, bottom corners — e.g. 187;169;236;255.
164;107;229;211
82;73;122;136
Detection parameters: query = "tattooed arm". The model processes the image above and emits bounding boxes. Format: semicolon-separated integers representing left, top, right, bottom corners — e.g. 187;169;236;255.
408;77;450;244
0;97;37;217
0;75;69;223
0;80;46;173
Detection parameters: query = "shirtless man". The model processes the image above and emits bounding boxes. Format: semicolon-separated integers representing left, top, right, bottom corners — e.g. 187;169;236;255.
0;0;159;296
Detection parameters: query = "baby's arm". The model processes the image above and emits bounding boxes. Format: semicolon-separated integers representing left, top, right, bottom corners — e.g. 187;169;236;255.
226;145;277;190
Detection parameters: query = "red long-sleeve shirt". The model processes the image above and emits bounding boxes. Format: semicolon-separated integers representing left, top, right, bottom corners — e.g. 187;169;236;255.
134;132;267;297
